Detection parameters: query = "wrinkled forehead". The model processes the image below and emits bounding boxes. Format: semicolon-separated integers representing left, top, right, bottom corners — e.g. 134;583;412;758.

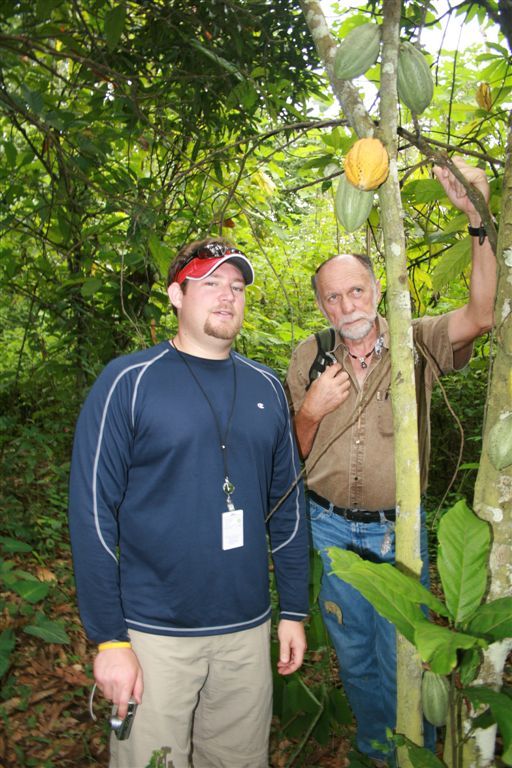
316;255;375;290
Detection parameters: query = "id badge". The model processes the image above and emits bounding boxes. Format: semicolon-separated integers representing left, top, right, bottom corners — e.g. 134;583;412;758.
222;508;244;550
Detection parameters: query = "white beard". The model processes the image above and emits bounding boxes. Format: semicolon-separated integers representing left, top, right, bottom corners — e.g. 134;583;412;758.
338;314;376;341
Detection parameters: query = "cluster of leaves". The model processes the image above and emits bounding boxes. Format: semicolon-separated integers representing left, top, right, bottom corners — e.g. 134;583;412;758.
328;500;512;766
271;551;353;763
0;0;325;403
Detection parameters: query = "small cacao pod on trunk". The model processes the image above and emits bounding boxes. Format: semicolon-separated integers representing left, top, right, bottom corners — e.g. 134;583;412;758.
488;412;512;470
421;671;450;727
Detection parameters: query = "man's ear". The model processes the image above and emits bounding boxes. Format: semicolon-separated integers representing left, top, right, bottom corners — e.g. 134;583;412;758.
375;279;382;303
167;282;183;311
316;296;329;322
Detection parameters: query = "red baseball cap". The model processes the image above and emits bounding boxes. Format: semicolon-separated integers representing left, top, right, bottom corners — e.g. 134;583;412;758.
176;251;254;285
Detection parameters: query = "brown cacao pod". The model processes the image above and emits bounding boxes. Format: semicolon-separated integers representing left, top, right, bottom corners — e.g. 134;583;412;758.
335;173;374;232
344;137;389;191
334;23;381;80
397;41;434;114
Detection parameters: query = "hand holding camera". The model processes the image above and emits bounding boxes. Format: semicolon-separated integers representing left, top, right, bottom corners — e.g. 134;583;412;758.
110;698;138;740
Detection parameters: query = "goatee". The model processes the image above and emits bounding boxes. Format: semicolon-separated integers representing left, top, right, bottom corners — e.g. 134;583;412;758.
204;317;242;341
338;316;375;341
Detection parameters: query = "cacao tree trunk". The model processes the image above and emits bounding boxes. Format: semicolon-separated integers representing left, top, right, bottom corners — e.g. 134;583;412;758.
379;0;424;760
300;1;424;761
468;110;512;768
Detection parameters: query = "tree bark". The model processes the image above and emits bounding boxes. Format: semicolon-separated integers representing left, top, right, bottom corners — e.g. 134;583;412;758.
378;1;424;761
300;1;425;760
470;110;512;768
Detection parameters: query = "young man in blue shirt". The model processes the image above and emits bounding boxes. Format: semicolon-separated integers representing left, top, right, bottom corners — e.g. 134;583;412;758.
69;238;309;768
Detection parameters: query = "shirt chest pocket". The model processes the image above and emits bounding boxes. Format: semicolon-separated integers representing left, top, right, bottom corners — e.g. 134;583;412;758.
377;389;394;436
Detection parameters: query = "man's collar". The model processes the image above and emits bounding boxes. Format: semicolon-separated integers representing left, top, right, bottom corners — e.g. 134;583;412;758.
375;315;391;348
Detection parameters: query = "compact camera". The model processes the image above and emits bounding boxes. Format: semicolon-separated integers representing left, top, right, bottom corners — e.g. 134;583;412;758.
110;698;138;740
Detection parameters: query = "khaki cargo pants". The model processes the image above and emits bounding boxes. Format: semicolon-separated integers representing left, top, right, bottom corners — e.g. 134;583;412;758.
110;621;272;768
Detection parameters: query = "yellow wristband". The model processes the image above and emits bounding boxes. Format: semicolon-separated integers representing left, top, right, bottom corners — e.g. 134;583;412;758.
98;641;132;652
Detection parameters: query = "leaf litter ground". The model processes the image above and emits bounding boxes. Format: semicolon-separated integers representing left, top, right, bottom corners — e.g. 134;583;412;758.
1;555;509;768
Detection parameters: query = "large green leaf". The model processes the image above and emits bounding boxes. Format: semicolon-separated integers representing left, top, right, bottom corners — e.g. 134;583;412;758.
23;614;70;644
104;4;126;52
306;609;329;651
467;597;512;641
327;548;447;615
148;234;175;280
310;549;324;605
189;39;244;80
11;579;50;603
437;500;491;624
0;536;32;553
402;178;444;205
3;141;17;167
398;734;446;768
414;621;486;675
431;237;472;292
0;628;16;677
463;687;512;765
326;548;432;643
459;647;483;686
80;277;104;298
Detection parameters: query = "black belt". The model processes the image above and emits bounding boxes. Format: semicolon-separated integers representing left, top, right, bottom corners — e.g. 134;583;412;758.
308;490;396;523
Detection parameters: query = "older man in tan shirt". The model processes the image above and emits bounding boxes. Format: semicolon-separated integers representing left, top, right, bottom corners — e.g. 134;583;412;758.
286;159;496;763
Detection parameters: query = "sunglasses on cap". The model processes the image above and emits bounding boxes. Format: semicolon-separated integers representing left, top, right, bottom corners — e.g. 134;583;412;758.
175;242;254;285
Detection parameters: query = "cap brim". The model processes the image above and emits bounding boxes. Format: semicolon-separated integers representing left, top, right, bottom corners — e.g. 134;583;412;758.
185;254;254;285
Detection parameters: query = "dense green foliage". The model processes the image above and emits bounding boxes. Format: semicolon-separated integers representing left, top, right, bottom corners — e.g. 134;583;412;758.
0;0;511;764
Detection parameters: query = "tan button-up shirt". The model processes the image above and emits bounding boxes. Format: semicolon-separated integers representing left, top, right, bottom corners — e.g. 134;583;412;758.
286;314;471;511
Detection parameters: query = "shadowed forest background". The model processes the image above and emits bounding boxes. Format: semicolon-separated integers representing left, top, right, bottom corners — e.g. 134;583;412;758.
1;0;511;766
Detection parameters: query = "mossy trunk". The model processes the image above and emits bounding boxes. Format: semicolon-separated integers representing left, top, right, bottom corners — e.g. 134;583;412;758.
300;1;425;762
468;111;512;768
379;1;424;762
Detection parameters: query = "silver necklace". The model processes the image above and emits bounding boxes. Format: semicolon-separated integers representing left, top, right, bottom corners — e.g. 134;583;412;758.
347;334;384;369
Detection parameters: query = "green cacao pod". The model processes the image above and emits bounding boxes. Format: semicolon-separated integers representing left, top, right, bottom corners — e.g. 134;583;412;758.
335;173;374;232
421;671;450;727
334;23;381;80
397;41;434;114
488;412;512;470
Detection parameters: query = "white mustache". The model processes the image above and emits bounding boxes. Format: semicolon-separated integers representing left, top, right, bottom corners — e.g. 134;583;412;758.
340;311;373;325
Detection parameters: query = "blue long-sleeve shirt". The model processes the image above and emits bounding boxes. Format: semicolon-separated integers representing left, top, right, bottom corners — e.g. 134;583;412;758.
68;341;308;643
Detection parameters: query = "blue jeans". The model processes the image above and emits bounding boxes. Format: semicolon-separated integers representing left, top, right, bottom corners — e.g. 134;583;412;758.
308;497;435;761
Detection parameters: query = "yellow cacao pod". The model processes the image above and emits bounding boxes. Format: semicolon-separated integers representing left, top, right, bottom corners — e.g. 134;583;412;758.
397;41;434;114
476;82;492;111
344;138;389;191
335;173;374;232
334;23;381;80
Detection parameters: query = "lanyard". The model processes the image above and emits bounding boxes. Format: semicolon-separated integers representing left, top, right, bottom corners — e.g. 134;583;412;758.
171;341;238;510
